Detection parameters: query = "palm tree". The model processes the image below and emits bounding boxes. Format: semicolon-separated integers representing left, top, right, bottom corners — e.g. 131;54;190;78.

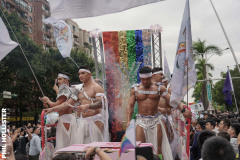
193;39;222;110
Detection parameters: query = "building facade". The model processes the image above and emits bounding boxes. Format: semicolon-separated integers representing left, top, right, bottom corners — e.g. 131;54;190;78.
1;0;92;52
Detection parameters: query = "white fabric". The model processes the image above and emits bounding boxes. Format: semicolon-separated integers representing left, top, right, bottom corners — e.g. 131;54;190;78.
139;73;152;78
55;114;77;150
169;118;178;159
75;114;104;144
136;115;173;160
43;17;72;58
0;18;18;61
58;73;70;80
56;84;71;100
49;0;163;20
79;69;91;73
152;71;163;75
96;93;109;142
170;0;197;109
164;53;172;82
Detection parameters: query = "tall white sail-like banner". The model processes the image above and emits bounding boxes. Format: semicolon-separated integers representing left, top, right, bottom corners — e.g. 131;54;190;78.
49;0;163;19
170;0;197;109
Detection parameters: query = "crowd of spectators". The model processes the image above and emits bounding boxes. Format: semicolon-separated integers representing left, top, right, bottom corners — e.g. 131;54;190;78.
190;111;240;160
0;122;56;160
1;110;240;160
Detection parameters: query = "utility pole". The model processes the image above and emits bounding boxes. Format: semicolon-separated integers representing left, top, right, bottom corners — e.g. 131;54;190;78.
205;53;214;114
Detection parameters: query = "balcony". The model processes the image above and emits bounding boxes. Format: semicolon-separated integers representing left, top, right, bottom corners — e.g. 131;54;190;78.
15;2;28;14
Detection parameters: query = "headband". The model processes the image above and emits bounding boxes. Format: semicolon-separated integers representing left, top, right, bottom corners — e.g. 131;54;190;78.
58;73;70;80
79;69;91;73
153;71;163;75
139;72;152;78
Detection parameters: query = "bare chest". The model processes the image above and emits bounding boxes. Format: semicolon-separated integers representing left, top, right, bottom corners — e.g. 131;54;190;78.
78;88;96;103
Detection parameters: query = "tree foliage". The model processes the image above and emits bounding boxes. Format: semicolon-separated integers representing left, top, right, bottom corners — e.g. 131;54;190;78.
0;10;95;125
192;39;222;110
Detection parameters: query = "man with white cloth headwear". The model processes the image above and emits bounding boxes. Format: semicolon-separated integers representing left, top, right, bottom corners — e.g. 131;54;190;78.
40;72;77;150
44;66;109;144
127;66;191;159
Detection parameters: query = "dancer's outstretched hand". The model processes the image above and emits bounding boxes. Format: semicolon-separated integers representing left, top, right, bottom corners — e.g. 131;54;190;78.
39;96;50;103
43;108;54;114
183;110;192;119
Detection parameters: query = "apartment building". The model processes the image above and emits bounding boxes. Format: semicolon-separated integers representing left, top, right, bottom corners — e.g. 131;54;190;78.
1;0;92;53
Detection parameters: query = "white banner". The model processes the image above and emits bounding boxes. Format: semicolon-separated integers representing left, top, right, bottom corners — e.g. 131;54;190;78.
49;0;163;19
43;17;72;58
164;52;171;82
170;0;197;109
190;103;204;112
0;18;18;61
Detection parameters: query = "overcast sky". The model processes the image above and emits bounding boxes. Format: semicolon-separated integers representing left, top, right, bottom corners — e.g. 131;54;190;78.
74;0;240;102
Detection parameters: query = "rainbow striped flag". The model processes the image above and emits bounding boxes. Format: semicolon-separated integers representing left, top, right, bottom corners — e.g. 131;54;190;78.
118;119;136;159
103;29;152;140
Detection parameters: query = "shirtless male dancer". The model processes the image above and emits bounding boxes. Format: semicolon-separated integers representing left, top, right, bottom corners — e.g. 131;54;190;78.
44;66;108;143
40;72;76;150
127;66;191;159
152;68;178;159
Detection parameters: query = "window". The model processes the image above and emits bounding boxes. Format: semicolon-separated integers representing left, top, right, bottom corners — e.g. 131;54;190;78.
42;14;45;20
29;27;32;34
42;24;45;31
42;34;46;40
46;37;50;43
1;0;6;8
28;5;32;12
42;4;45;11
27;16;32;23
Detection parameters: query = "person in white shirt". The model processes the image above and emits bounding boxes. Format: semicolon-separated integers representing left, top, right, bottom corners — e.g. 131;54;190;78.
29;126;41;160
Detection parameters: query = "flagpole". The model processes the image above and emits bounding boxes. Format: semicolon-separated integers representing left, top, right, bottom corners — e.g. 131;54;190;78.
209;0;240;74
68;56;79;68
232;91;238;113
227;66;239;113
0;8;45;96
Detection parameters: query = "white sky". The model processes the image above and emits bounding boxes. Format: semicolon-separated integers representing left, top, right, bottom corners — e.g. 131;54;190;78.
74;0;240;102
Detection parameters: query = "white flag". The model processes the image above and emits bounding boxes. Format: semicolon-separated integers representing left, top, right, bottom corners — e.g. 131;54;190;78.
0;18;18;61
49;0;163;20
164;52;171;82
43;17;72;58
170;0;197;109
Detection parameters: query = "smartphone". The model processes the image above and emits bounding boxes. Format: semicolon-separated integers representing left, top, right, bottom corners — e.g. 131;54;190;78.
135;146;153;160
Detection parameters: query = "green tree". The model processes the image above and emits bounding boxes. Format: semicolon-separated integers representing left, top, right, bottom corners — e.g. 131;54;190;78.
192;39;222;110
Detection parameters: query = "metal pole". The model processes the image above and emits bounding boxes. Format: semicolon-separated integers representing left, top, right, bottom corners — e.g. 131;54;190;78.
232;91;238;113
209;0;240;74
99;36;107;91
197;77;240;82
69;57;79;68
92;37;99;78
205;53;213;114
158;32;162;68
151;33;156;68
